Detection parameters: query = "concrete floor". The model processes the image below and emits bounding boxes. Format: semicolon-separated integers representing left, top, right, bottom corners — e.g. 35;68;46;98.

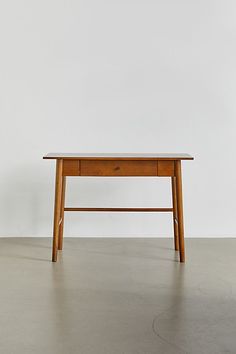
0;238;235;354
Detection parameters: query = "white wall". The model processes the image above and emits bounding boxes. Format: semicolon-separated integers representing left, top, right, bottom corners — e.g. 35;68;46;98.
0;0;236;237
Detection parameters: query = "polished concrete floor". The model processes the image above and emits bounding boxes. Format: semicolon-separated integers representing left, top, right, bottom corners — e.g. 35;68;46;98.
0;238;235;354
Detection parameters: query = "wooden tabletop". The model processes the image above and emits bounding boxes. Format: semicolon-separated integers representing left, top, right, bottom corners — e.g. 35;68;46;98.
43;153;194;160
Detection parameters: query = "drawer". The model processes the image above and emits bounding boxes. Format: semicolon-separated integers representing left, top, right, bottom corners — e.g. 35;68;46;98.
63;160;80;176
80;160;157;176
157;161;174;176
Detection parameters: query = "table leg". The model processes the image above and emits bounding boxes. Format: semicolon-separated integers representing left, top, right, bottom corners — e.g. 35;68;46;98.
175;161;185;262
52;159;63;262
171;176;179;251
58;176;66;250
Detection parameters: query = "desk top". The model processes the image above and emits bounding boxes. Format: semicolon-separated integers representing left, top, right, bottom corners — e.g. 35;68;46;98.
43;153;193;160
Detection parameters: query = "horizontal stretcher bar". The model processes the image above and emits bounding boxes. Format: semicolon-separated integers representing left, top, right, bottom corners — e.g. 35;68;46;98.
64;207;173;212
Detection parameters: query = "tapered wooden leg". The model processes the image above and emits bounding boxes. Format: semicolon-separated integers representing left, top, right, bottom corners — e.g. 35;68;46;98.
58;176;66;250
171;177;179;251
175;161;185;263
52;159;63;262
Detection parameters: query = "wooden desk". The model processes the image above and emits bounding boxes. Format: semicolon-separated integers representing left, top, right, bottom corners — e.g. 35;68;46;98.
43;153;193;262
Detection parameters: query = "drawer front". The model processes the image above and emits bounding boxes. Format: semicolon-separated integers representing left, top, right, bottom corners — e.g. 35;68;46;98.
80;160;157;176
157;161;174;176
63;160;80;176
